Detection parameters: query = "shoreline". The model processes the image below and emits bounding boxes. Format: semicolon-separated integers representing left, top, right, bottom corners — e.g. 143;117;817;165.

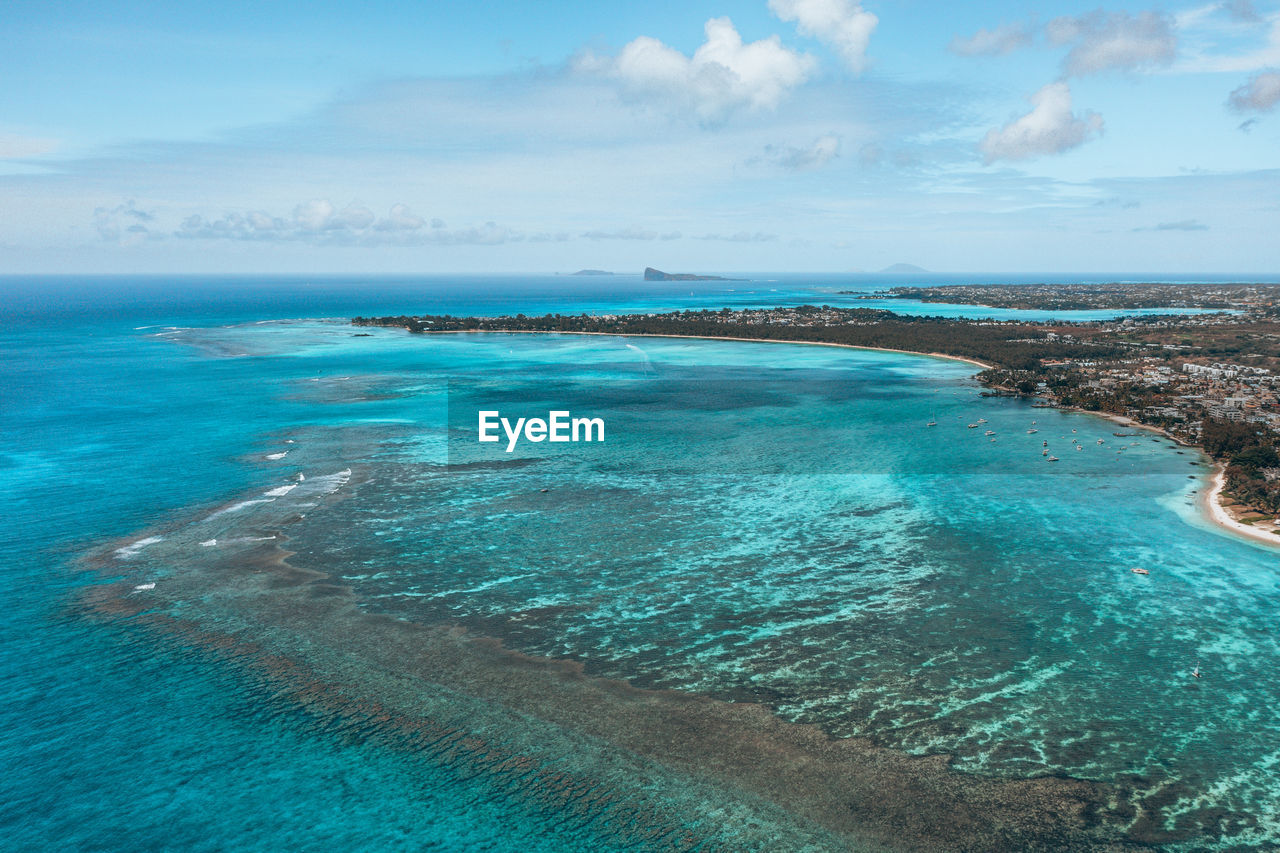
1201;463;1280;548
410;326;1280;550
415;327;997;370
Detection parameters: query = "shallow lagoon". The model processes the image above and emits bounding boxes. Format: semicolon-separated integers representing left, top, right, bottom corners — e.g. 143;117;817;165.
69;318;1280;849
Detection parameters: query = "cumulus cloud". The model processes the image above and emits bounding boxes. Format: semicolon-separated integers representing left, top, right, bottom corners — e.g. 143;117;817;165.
949;22;1034;57
1047;10;1177;76
761;134;841;169
174;201;526;246
580;226;682;241
293;199;376;232
94;200;157;244
583;17;814;121
768;0;877;72
1229;70;1280;112
980;82;1103;163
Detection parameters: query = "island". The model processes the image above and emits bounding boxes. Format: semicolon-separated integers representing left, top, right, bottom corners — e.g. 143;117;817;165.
569;269;614;276
354;286;1280;544
643;267;742;281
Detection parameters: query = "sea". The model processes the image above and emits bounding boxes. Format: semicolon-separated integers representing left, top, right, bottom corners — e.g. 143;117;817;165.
3;273;1279;851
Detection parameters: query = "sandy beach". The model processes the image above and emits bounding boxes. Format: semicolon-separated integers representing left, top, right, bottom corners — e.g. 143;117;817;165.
1202;463;1280;548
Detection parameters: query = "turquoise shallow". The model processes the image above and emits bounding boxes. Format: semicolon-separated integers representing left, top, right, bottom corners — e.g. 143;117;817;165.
3;275;1279;851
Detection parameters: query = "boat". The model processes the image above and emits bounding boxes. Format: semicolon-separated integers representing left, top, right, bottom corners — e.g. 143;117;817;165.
1192;661;1202;679
977;418;987;424
1131;568;1149;575
985;430;996;436
1042;449;1048;456
1097;438;1104;444
1042;440;1048;447
1027;428;1038;434
968;423;978;428
1048;456;1059;461
1076;445;1083;451
927;420;937;427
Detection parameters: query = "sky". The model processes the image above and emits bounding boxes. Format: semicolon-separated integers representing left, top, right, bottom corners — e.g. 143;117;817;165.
3;0;1280;274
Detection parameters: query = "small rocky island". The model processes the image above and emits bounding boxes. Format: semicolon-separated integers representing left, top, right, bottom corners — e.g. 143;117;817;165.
570;269;614;276
643;267;742;282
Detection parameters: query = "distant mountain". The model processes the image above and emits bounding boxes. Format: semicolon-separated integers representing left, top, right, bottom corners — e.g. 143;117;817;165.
643;267;743;281
570;269;614;276
879;263;929;274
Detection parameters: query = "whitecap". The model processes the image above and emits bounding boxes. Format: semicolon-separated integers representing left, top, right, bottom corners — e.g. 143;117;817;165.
265;451;288;460
263;484;297;497
133;582;155;591
207;498;274;519
115;536;163;559
199;539;217;547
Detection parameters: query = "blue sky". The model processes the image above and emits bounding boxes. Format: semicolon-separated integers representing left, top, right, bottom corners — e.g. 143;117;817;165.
3;0;1280;273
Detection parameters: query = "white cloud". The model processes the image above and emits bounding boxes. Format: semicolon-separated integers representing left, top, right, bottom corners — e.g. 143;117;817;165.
374;203;426;231
293;199;375;232
768;0;877;72
173;201;522;245
1047;10;1177;75
949;22;1034;57
762;134;841;169
580;226;682;241
1133;219;1210;231
592;17;815;122
1229;70;1280;111
0;132;58;158
94;200;157;244
980;82;1103;163
696;231;779;242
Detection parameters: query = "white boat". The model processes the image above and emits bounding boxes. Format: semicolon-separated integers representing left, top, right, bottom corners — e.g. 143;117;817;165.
985;430;996;436
1048;455;1059;461
1191;661;1202;679
1027;428;1038;434
1131;567;1149;575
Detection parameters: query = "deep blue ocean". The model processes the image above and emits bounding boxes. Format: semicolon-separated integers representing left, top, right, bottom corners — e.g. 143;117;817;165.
3;273;1280;851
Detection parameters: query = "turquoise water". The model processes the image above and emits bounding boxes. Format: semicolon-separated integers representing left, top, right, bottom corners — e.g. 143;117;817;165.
3;275;1278;850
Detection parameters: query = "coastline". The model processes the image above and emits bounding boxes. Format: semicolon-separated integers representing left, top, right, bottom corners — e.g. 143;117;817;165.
417;327;997;370
1201;462;1280;548
411;326;1280;550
